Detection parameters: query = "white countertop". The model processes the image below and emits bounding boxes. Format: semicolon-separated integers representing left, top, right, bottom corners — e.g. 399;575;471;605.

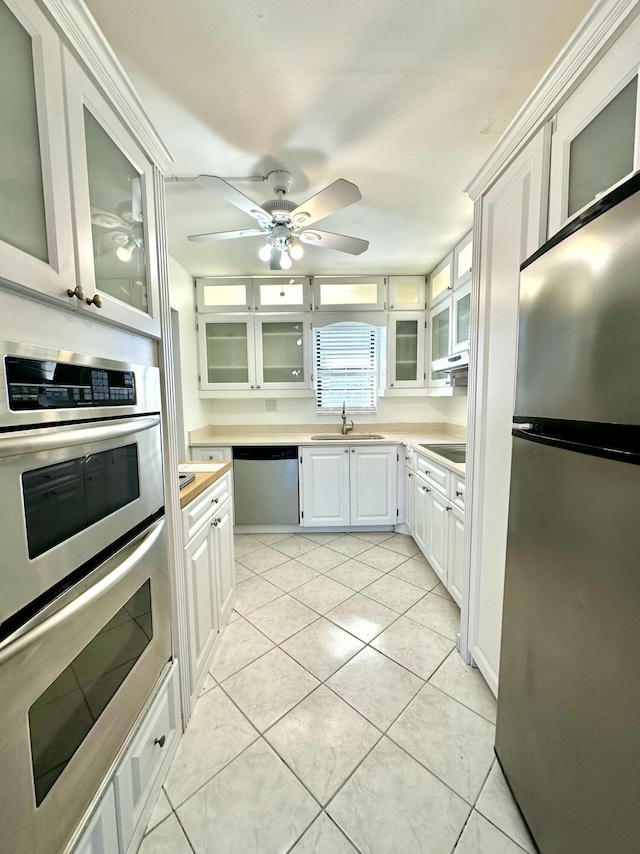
189;425;466;475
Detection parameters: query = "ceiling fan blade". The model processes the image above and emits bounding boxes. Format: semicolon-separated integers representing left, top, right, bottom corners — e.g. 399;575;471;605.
196;175;273;225
270;246;282;270
290;179;362;227
188;228;264;243
299;229;369;255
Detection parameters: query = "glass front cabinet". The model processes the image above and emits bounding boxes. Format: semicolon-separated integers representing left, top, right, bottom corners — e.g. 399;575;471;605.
0;0;76;302
198;314;310;392
64;52;161;336
387;312;426;389
388;276;426;310
428;301;452;389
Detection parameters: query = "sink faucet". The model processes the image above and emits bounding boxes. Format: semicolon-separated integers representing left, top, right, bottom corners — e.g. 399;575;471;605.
341;400;354;435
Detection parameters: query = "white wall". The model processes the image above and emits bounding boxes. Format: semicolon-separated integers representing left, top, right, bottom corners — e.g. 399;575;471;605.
203;394;449;426
168;255;210;435
444;395;468;427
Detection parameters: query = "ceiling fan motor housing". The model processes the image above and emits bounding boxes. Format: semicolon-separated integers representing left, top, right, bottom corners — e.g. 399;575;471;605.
268;170;293;197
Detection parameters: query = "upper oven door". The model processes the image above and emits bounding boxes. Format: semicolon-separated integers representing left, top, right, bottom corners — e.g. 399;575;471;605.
0;415;163;628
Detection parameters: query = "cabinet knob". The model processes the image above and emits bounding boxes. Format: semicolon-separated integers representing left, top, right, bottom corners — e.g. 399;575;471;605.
408;473;413;478
390;304;394;309
426;487;431;493
446;505;452;511
390;382;394;387
257;385;261;389
212;517;221;526
351;448;355;453
86;294;103;308
154;735;166;748
211;497;219;504
67;285;86;301
251;385;255;389
455;490;463;497
344;448;348;454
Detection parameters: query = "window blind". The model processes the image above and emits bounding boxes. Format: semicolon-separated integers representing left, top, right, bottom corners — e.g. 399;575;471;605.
314;322;380;413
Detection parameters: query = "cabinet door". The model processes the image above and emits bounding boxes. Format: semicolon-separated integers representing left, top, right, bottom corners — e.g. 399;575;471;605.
349;445;397;526
255;314;310;389
73;784;118;854
425;488;449;585
313;276;385;311
453;231;473;290
196;278;253;312
190;446;233;461
254;277;310;312
548;16;640;236
468;125;550;696
388;276;426;310
447;504;465;607
300;446;350;526
213;498;235;625
184;521;219;691
412;474;429;557
198;315;256;390
452;281;471;353
427;299;452;388
428;253;453;306
404;469;415;534
0;0;76;303
387;312;426;389
63;51;161;337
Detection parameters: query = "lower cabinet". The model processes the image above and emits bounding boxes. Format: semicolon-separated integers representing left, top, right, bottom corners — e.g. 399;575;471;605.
182;472;236;699
190;446;232;461
408;456;465;606
73;785;118;854
300;444;398;527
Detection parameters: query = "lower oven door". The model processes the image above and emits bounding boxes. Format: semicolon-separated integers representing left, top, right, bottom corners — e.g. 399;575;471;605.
0;414;163;628
0;518;171;854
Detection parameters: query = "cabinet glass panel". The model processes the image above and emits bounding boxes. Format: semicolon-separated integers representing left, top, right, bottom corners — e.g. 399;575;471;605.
395;319;419;381
202;283;248;308
28;580;152;805
456;242;473;280
84;108;149;313
319;281;378;305
261;320;305;383
456;293;471;347
205;322;249;384
568;77;637;217
0;2;47;261
431;263;451;300
259;282;304;306
431;307;450;380
394;281;421;305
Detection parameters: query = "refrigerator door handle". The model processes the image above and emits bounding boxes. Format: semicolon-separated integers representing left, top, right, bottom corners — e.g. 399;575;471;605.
512;427;640;465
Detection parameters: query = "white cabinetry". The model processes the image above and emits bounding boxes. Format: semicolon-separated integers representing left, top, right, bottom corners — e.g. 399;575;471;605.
181;472;236;699
190;446;233;461
425;486;449;584
428;253;453;307
387;312;426;390
300;444;397;527
388;275;426;310
313;276;385;311
467;126;550;695
447;504;465;607
73;785;119;854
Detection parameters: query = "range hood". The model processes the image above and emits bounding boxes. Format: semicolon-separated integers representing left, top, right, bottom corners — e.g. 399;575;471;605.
431;350;469;374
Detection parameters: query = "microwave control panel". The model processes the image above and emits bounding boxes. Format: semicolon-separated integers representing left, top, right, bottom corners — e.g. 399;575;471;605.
5;356;136;410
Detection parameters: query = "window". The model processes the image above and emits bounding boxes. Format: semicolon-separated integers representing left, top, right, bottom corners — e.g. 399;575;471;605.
314;322;385;413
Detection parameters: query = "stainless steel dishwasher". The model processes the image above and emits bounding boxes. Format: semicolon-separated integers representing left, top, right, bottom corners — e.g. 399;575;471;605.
232;446;299;525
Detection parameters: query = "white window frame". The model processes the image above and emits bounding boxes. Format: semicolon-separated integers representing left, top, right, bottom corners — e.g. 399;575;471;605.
313;321;385;414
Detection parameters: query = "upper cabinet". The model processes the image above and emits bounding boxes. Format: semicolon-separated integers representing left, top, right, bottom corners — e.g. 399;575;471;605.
195;277;311;312
64;52;161;337
453;232;472;289
428;253;453;307
387;312;426;390
313;276;385;311
388;275;426;310
196;277;253;312
548;15;640;236
254;277;311;312
0;0;76;303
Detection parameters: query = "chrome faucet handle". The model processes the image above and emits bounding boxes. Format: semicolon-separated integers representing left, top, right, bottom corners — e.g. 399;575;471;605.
345;419;354;433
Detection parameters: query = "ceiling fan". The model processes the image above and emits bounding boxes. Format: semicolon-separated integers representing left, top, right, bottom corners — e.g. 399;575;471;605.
187;170;369;270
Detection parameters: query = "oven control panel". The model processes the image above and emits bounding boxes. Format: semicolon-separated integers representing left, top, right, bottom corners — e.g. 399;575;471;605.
5;356;136;410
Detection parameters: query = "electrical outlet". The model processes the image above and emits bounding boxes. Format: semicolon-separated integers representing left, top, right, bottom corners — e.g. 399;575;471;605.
266;399;278;412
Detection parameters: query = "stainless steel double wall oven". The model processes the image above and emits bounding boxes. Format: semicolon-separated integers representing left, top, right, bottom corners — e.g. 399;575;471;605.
0;340;171;854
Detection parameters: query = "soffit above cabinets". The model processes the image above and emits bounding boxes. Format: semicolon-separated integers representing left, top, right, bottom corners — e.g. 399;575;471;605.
84;0;594;278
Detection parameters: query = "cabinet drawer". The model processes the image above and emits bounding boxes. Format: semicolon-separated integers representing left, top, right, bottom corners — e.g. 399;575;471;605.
190;446;232;461
452;475;465;510
183;474;232;543
114;664;180;852
416;454;449;495
405;446;416;472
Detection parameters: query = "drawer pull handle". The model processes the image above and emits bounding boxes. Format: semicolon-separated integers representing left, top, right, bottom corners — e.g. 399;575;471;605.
446;506;452;511
154;735;166;749
212;497;219;504
455;490;463;497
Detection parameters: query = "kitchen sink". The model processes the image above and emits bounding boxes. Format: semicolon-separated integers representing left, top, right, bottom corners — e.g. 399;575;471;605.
310;434;385;440
420;443;466;464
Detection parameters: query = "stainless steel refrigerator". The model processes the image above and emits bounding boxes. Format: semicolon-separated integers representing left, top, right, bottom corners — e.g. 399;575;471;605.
496;173;640;854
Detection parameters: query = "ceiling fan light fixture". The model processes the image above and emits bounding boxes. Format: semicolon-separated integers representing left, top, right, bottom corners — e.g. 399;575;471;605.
290;243;304;260
116;244;133;262
258;243;272;261
280;248;292;270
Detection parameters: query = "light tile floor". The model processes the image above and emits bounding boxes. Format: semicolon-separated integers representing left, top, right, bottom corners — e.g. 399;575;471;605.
139;532;536;854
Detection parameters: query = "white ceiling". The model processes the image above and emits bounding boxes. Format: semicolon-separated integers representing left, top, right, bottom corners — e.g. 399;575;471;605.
85;0;592;278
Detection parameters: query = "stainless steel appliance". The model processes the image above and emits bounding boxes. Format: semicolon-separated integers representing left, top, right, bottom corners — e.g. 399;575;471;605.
497;173;640;854
233;446;299;525
0;340;170;854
